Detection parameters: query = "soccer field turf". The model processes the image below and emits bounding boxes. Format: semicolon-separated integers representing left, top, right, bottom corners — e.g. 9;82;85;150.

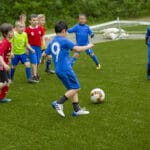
0;40;149;150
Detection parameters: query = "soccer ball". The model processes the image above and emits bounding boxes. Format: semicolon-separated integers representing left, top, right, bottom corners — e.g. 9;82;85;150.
90;88;105;103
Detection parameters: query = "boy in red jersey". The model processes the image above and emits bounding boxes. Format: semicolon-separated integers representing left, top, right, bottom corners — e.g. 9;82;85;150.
25;14;44;81
38;14;55;74
0;23;14;103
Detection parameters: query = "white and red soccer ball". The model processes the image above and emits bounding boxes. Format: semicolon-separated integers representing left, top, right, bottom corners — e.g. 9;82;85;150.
90;88;105;103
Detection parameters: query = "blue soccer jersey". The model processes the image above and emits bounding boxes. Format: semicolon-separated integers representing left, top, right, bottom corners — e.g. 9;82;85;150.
45;36;75;72
68;24;94;46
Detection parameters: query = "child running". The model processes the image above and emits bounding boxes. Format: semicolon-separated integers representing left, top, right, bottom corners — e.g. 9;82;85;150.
38;14;55;74
25;14;44;82
41;21;93;117
10;21;37;83
0;23;13;103
68;14;101;69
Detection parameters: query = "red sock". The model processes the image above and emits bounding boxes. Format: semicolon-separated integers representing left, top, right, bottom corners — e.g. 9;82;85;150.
0;86;9;100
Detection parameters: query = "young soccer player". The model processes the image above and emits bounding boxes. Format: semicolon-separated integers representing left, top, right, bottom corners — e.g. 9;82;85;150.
38;14;55;74
145;27;150;79
0;23;13;103
10;21;37;83
41;21;93;117
25;14;44;81
68;14;101;69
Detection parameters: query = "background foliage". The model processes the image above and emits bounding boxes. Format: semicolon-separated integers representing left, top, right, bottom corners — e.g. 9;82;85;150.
0;0;150;28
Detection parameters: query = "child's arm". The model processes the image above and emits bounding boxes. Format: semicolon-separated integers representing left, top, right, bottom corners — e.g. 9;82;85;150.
88;26;94;38
73;43;94;52
41;52;47;64
68;25;76;33
26;43;35;53
0;56;10;70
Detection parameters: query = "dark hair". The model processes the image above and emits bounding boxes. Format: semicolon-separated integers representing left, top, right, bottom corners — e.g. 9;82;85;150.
0;23;13;37
78;14;87;18
29;14;37;20
55;21;68;33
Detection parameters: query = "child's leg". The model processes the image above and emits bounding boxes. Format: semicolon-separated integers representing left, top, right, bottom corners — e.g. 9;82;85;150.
71;52;80;66
0;71;11;102
86;49;100;66
10;55;19;81
24;62;32;80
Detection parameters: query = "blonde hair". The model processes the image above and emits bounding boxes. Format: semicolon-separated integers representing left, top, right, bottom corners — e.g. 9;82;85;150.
38;14;45;19
15;21;25;27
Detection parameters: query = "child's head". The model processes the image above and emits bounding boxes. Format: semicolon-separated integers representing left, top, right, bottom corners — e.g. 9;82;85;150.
55;21;68;36
15;21;25;34
29;14;38;27
0;23;13;39
38;14;46;26
78;14;87;25
19;14;26;24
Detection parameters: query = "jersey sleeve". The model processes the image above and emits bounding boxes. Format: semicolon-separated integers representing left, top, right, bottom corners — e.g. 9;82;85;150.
0;41;7;55
45;43;52;55
88;26;94;36
68;25;77;33
64;39;75;50
146;28;150;38
24;32;28;45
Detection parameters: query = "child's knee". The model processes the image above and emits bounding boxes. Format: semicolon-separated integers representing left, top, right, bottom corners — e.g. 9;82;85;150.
25;62;30;68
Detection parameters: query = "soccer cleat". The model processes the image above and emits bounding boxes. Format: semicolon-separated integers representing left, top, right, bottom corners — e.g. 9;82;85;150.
0;98;12;103
45;69;55;74
32;76;39;83
72;108;90;117
52;101;65;117
27;79;38;83
96;64;101;70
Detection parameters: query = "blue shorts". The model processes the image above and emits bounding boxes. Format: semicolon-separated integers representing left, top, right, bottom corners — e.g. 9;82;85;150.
11;54;29;66
29;46;42;64
56;70;80;90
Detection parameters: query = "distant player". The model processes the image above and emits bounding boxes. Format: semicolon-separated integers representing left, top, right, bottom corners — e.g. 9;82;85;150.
41;21;93;117
68;14;101;69
25;14;44;82
0;23;13;103
38;14;55;74
10;21;37;83
145;27;150;79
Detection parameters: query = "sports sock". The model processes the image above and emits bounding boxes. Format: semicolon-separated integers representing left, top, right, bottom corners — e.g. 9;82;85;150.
26;67;31;80
10;68;15;80
0;86;9;100
46;59;51;70
147;63;150;76
72;102;81;112
91;55;100;66
71;57;77;67
57;95;68;104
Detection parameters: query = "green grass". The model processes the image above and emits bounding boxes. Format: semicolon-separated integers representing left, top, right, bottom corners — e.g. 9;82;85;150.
0;40;150;150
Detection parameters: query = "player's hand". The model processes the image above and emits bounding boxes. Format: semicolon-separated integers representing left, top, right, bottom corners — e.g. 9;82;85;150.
87;43;94;49
11;53;14;58
3;64;10;71
91;34;94;38
31;49;35;54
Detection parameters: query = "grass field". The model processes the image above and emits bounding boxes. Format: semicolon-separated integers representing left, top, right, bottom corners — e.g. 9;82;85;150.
0;40;149;150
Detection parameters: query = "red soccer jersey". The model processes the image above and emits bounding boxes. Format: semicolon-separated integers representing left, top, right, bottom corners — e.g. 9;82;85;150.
25;26;44;46
39;25;46;35
0;38;12;70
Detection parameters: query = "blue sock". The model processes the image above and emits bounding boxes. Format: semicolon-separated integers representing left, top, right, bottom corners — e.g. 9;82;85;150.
91;55;100;65
26;67;31;80
10;68;15;80
147;63;150;76
71;57;77;67
46;59;51;70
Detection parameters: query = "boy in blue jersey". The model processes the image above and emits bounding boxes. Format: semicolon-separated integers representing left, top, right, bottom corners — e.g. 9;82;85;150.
146;27;150;79
68;14;101;69
41;21;93;117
